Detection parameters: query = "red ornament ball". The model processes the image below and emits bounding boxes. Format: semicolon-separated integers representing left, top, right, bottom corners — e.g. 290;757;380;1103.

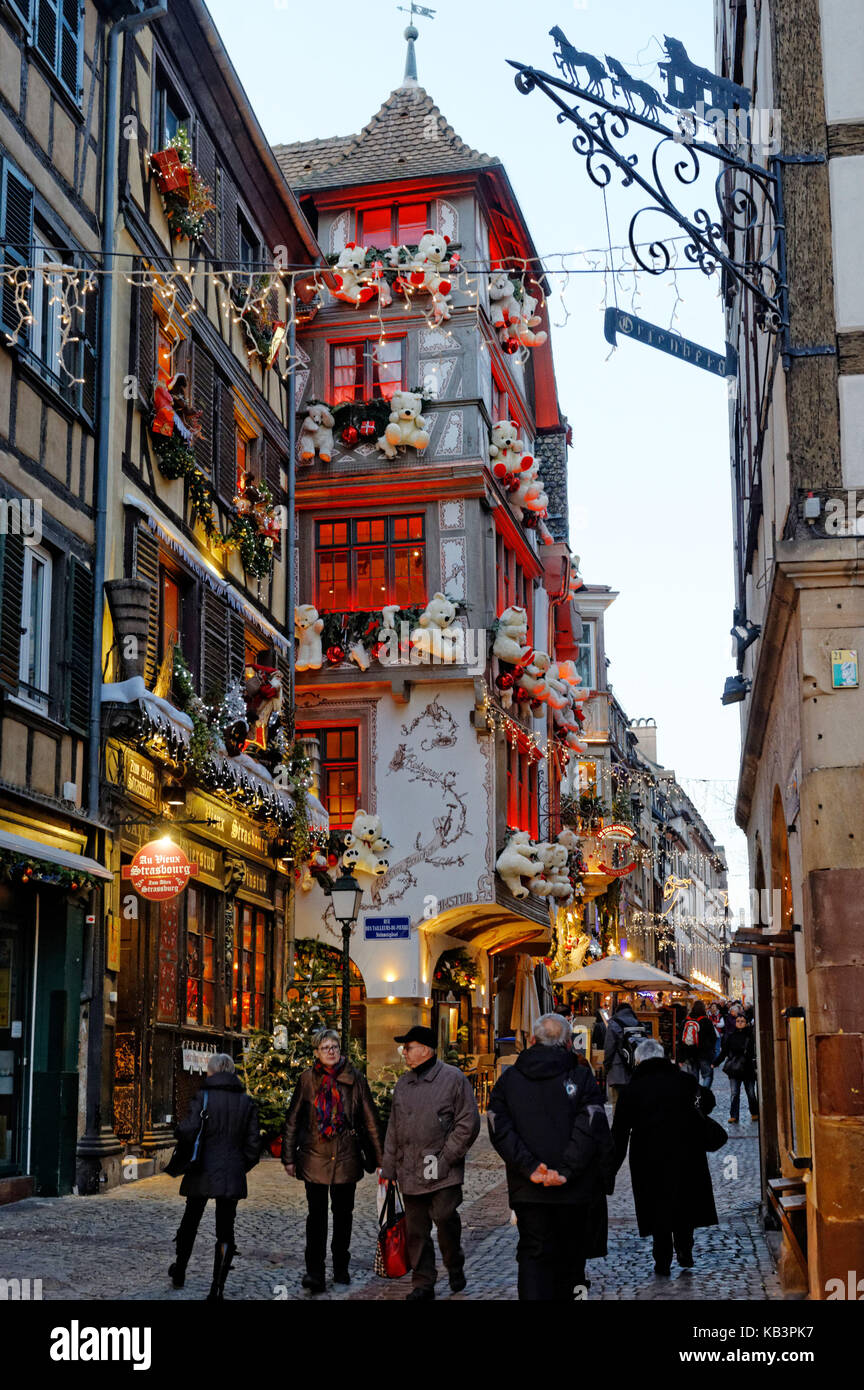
327;853;339;867
503;336;519;354
326;644;345;664
496;671;515;690
341;425;359;447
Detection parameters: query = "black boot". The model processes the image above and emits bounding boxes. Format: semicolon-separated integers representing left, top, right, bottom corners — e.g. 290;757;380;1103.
169;1226;196;1288
206;1241;235;1301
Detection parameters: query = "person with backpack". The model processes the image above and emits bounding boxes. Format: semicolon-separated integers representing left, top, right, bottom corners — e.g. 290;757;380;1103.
678;1000;717;1089
603;996;646;1107
488;1012;614;1300
717;1013;759;1123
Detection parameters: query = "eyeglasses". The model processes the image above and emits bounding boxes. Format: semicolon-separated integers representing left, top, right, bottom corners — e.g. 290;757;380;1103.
318;1043;340;1053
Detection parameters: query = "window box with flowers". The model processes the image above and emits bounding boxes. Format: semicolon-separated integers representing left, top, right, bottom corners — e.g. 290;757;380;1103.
150;129;215;243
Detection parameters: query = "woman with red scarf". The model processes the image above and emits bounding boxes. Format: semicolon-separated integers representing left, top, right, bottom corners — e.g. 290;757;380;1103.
282;1029;384;1294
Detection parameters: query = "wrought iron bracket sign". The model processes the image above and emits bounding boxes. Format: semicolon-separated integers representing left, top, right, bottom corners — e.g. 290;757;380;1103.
604;307;737;378
509;32;826;350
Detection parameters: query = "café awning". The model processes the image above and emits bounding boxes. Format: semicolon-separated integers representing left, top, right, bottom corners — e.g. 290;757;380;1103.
0;828;112;881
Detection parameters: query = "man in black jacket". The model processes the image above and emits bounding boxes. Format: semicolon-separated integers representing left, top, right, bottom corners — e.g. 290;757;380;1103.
487;1013;614;1301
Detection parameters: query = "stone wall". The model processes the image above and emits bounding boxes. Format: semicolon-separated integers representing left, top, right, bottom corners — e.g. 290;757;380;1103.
535;425;569;542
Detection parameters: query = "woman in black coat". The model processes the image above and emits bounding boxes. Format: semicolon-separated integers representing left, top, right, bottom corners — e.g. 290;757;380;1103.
717;1014;758;1123
169;1052;261;1300
611;1038;718;1277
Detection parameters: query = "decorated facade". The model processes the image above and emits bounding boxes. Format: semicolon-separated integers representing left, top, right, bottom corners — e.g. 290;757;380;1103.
274;35;583;1073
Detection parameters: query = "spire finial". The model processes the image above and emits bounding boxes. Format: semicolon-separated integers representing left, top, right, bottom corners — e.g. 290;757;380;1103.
397;3;436;86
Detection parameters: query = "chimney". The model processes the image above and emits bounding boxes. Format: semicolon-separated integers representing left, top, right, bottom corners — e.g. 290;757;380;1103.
630;718;658;764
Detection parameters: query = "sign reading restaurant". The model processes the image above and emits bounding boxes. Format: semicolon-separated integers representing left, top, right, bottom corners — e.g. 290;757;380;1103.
121;838;198;901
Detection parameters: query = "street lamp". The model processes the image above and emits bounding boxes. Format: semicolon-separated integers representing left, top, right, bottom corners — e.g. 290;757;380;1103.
330;872;363;1051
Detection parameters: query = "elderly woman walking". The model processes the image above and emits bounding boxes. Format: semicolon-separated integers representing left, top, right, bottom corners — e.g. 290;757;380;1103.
611;1038;718;1277
282;1028;384;1294
168;1052;261;1300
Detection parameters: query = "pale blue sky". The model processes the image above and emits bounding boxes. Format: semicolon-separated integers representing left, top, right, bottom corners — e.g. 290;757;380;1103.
204;0;748;910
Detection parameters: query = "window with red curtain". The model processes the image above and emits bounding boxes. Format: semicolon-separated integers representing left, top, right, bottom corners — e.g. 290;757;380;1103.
185;884;218;1027
495;534;533;643
330;339;406;403
358;202;430;247
316;515;425;610
506;740;539;837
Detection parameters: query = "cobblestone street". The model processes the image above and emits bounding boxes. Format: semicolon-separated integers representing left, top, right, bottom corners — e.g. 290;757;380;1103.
0;1074;781;1302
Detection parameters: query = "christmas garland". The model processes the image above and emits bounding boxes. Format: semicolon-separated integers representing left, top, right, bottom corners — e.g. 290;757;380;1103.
149;429;275;577
150;129;215;243
433;947;479;992
316;601;464;667
0;849;97;895
325;241;463;289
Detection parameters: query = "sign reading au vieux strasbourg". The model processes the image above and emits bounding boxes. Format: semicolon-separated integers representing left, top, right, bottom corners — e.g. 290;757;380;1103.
364;916;411;941
604;307;738;379
121;838;198;901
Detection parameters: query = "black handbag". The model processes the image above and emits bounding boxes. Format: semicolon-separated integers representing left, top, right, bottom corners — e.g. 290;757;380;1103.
693;1096;727;1153
165;1091;209;1178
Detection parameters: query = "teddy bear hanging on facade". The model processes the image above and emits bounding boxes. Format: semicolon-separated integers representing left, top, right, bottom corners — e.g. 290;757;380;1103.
341;810;392;878
299;401;335;465
244;647;282;750
376;390;430;459
404;230;456;324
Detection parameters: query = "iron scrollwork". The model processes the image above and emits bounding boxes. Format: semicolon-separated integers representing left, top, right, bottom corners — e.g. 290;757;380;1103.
510;31;786;332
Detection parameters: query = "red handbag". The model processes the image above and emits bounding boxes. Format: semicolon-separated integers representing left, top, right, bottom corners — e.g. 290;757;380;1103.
374;1180;410;1279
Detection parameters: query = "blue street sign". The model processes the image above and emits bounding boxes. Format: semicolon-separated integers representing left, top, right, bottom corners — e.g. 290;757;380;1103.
604;307;738;378
364;916;411;940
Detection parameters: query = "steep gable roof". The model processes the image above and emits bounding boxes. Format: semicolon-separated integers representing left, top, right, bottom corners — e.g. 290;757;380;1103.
273;85;499;192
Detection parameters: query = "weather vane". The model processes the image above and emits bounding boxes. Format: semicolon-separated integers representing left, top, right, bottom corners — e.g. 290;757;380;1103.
398;3;436;19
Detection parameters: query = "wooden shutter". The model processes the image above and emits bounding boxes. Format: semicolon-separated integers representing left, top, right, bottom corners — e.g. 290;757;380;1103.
0;161;35;335
220;173;239;268
0;532;25;690
132;523;160;688
59;0;81;99
200;588;228;701
195;123;217;251
215;376;237;501
35;0;58;71
64;555;93;734
80;274;98;425
134;276;155;403
191;341;215;477
263;437;283;497
227;609;246;682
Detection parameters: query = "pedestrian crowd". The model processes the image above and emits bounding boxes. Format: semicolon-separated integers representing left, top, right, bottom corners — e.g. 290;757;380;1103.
165;996;758;1302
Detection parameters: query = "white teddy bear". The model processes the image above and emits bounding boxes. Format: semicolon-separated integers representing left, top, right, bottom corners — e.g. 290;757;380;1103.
514;291;548;347
341;809;392;878
488;420;533;482
516;650;551;703
529;841;572;900
411;592;462;663
488;270;522;332
511;460;548;520
406;230;454;324
496;829;544;900
330;243;375;307
376;390;430;459
493;606;531;665
299;401;335;465
294;604;324;671
556;827;581;853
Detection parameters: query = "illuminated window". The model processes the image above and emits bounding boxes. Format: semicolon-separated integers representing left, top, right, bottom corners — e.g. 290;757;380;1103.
302;726;359;830
232;906;270;1031
316;515;425;610
330;338;406;404
185;885;217;1026
156;322;175;387
358;202;430;248
577;761;597;796
160;570;181;661
506;741;539;837
495;533;532;643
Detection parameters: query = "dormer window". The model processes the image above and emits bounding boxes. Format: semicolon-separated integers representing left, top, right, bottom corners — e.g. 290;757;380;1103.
358;202;430;248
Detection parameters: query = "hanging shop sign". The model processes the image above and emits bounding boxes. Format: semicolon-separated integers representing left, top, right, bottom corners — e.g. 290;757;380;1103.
105;743;159;811
604;308;737;379
596;822;637;878
364;915;411;941
121;839;198;901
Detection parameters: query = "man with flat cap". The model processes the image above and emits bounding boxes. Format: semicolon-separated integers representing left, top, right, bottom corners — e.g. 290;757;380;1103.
380;1024;480;1300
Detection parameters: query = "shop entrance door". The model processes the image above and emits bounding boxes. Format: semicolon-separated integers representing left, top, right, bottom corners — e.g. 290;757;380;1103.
0;913;32;1177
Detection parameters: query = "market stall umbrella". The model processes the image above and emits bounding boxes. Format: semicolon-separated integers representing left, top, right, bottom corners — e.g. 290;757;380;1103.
555;956;689;990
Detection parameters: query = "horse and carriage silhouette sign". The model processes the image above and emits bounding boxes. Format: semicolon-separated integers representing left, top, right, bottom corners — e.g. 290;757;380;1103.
508;27;827;366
